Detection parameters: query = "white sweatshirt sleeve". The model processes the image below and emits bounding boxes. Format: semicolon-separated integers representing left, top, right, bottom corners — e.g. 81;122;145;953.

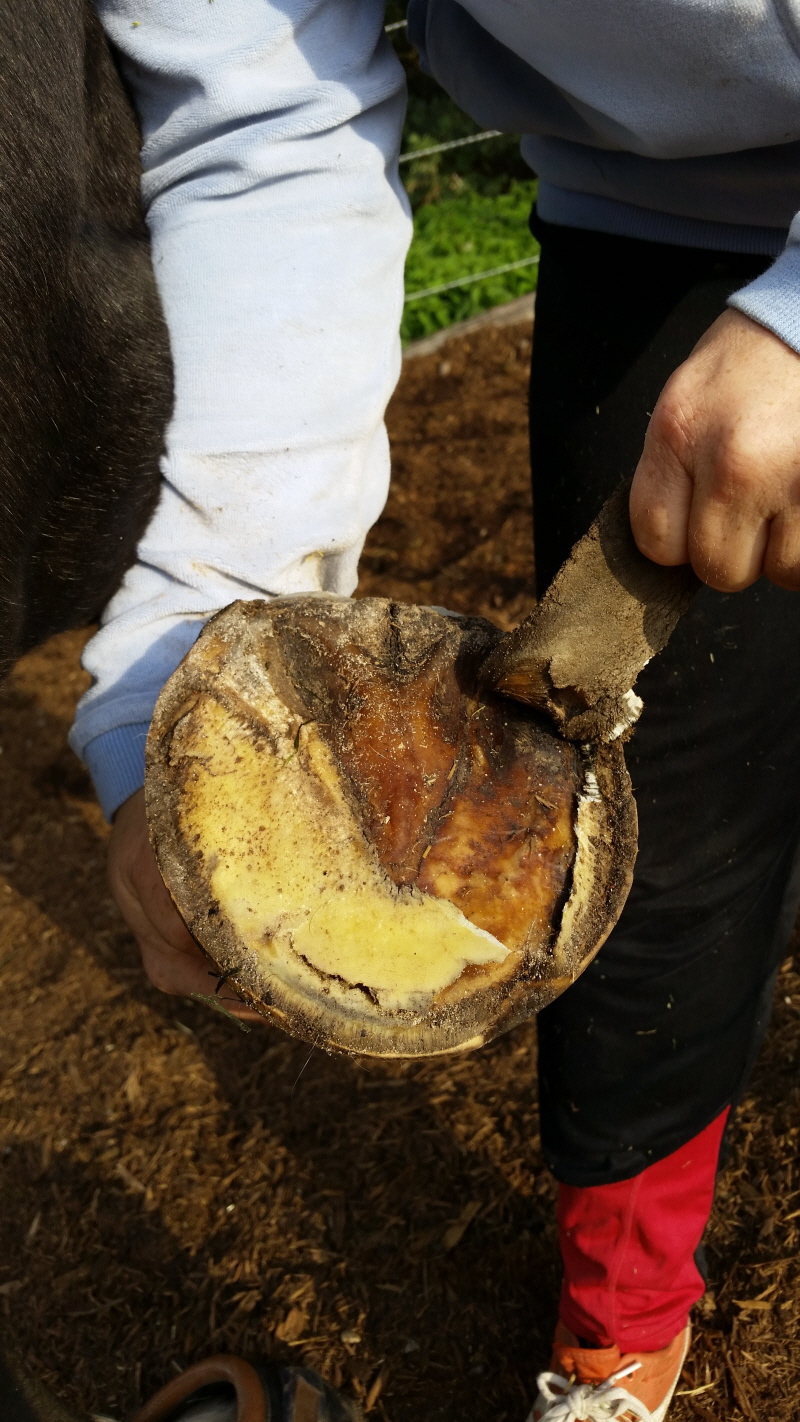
71;0;411;818
729;214;800;350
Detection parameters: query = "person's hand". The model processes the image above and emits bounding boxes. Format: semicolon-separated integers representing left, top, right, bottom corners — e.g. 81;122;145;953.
108;788;262;1021
630;308;800;592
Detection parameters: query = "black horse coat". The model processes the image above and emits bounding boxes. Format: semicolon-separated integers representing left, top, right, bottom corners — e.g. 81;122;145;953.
0;0;172;674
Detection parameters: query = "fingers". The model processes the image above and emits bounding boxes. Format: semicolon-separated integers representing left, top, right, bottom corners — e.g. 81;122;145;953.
764;507;800;591
636;423;770;591
134;929;263;1021
108;789;263;1022
136;930;214;996
686;482;770;591
631;365;771;589
108;790;198;964
630;410;693;567
631;310;800;592
135;926;264;1022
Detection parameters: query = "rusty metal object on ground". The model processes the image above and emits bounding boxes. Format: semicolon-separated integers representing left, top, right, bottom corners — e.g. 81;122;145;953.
131;1355;264;1422
130;1355;362;1422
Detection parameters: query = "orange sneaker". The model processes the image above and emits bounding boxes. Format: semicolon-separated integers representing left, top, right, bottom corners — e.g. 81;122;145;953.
529;1322;690;1422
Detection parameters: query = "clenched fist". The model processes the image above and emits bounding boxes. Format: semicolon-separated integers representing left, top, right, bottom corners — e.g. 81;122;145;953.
630;308;800;592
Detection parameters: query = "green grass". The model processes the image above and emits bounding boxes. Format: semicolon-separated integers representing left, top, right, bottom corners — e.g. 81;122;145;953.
401;182;539;343
387;10;539;343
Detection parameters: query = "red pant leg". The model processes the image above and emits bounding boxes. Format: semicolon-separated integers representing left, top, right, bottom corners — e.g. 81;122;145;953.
557;1109;729;1353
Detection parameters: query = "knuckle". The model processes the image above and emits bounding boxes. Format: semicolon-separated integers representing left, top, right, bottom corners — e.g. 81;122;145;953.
691;561;752;593
635;528;682;565
630;465;691;564
706;435;766;506
688;533;754;592
769;568;800;592
647;406;688;463
764;543;800;592
648;379;696;458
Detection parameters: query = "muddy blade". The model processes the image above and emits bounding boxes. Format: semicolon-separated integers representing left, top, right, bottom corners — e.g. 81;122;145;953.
480;481;699;742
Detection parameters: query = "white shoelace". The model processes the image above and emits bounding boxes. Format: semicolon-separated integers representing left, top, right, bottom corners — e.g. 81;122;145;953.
534;1361;654;1422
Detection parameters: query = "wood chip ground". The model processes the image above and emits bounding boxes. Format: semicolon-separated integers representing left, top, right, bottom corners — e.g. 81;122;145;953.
0;319;797;1418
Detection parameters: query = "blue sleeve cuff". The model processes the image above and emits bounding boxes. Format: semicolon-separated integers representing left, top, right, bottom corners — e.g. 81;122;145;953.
728;241;800;354
83;722;151;822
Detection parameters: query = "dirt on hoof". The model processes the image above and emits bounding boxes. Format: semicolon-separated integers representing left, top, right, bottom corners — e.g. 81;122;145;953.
0;318;798;1420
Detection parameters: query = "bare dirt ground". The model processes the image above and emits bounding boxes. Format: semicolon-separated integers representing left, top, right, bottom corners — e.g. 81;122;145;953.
0;318;798;1421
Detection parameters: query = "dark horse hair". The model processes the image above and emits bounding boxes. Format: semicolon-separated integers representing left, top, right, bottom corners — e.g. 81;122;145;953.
0;0;172;674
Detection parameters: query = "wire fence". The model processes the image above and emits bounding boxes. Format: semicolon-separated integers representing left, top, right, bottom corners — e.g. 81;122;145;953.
384;14;538;329
398;130;502;165
400;128;537;304
405;254;539;303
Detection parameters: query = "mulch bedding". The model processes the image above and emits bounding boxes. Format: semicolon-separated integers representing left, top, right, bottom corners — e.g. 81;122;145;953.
0;319;798;1421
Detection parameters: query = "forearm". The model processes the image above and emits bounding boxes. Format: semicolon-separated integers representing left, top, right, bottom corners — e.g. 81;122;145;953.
75;0;412;818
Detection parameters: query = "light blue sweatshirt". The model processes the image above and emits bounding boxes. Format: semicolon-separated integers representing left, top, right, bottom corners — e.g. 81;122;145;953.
74;0;800;818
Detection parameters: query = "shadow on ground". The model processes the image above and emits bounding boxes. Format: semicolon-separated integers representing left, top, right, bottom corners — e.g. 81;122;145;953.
0;322;797;1420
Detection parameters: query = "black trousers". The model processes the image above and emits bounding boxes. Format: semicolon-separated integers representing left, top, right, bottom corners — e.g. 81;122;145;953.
529;216;800;1187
